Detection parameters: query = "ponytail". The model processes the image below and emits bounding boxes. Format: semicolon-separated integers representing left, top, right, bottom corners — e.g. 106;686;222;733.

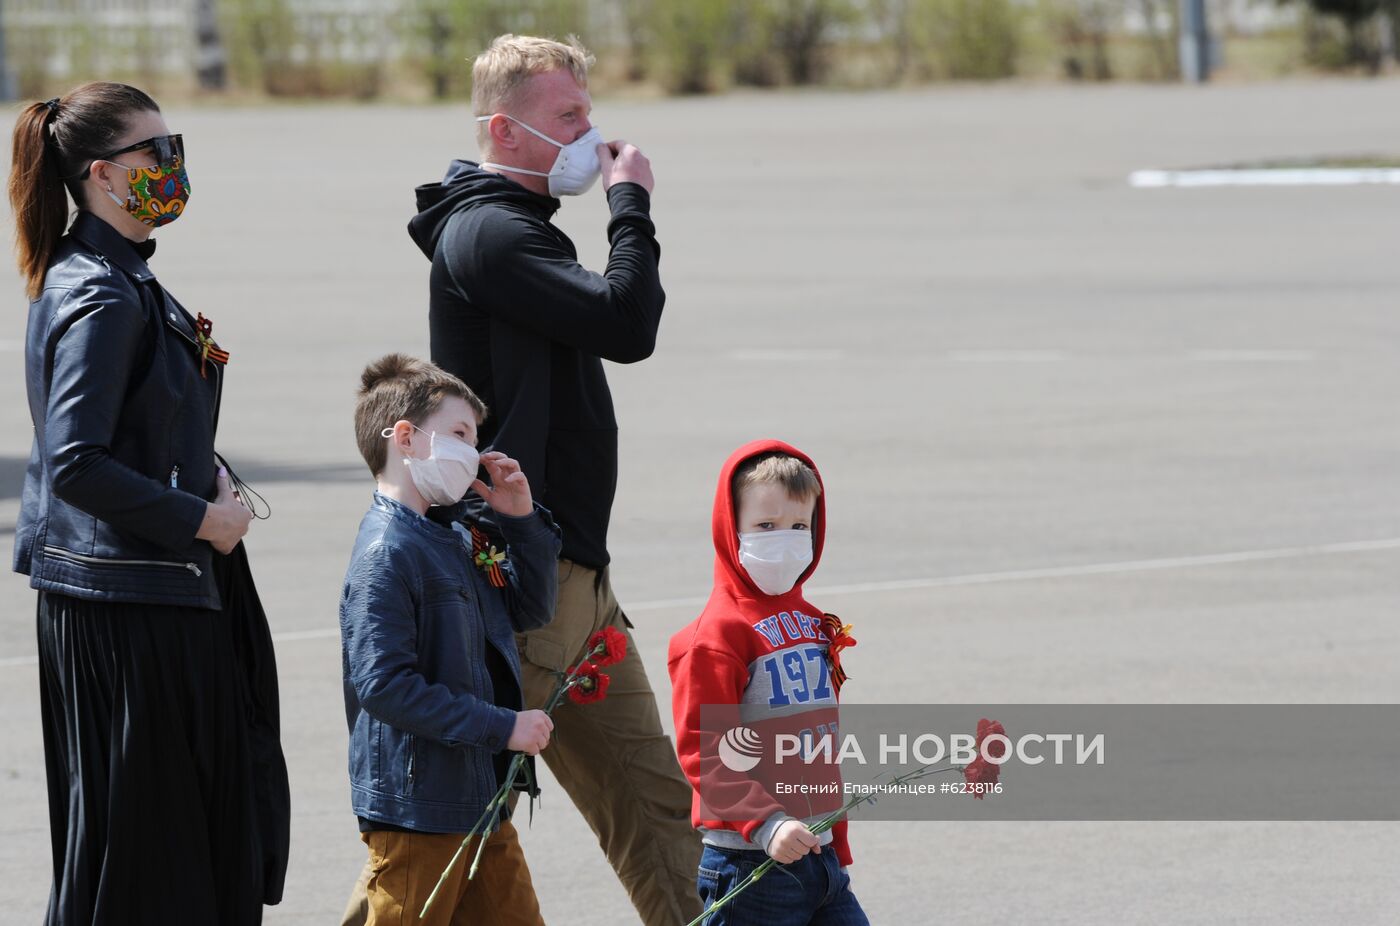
7;82;161;300
9;100;69;300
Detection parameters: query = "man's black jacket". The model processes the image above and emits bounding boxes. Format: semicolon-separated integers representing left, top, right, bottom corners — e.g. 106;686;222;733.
408;160;665;569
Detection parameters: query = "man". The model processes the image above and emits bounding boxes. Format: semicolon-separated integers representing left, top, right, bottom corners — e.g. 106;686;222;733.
340;34;701;926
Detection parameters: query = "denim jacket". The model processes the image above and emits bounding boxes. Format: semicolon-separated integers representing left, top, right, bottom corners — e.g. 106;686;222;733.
341;492;560;833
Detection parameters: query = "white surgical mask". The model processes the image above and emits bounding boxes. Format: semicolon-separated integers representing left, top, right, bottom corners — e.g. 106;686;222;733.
737;530;813;597
476;113;603;197
383;425;480;506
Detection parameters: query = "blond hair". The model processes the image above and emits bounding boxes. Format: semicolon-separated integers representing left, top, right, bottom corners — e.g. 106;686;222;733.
472;34;593;151
354;354;487;477
732;453;822;508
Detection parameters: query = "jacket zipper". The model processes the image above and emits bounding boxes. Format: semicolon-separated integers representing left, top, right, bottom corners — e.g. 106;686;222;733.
43;545;202;577
406;735;417;791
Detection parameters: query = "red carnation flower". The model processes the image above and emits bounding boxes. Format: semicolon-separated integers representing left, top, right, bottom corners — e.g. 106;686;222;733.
964;717;1006;799
963;757;999;798
976;718;1008;761
586;626;628;668
567;662;611;705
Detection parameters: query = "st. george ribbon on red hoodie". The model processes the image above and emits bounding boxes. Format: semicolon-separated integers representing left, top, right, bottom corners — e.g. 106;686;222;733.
667;439;854;867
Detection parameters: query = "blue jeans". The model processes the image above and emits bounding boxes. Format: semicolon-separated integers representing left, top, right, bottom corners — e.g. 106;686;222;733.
696;843;870;926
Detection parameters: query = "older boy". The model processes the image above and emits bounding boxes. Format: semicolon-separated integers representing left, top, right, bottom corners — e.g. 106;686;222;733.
341;354;560;925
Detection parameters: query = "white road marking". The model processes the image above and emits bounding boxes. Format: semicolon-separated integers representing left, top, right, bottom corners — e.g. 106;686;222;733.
270;628;340;642
945;350;1065;363
726;349;845;362
5;536;1395;665
1188;350;1315;362
804;537;1400;597
726;349;1318;364
1131;168;1400;188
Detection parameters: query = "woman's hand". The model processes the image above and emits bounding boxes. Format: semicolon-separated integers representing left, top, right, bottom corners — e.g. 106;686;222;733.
195;467;252;554
470;452;534;518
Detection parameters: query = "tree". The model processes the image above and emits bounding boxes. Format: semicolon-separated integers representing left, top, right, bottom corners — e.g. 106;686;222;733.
1039;0;1115;81
414;0;590;100
650;0;732;93
768;0;852;84
1292;0;1398;71
1136;0;1177;80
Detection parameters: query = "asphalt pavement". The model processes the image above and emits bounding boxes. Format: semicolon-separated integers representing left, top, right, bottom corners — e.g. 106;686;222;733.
0;77;1397;923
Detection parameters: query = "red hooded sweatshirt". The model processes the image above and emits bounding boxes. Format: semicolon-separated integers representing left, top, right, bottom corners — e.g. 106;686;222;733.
667;440;853;867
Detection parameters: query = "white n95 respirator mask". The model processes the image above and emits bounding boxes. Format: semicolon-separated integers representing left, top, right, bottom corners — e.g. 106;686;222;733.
476;113;603;197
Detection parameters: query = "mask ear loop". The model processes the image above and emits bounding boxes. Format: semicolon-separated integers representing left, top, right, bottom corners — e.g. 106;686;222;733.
384;425;432;464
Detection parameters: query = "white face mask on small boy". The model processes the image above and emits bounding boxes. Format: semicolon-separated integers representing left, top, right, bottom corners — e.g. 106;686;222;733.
383;425;480;506
737;530;813;596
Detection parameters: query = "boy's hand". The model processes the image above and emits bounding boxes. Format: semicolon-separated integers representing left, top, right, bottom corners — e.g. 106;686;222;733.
470;452;533;518
507;709;553;755
765;820;821;864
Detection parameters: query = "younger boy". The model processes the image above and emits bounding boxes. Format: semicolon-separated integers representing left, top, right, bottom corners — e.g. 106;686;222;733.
668;440;869;925
341;353;561;925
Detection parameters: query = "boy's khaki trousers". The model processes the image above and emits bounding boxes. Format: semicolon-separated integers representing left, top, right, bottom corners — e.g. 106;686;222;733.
356;819;543;926
341;560;702;926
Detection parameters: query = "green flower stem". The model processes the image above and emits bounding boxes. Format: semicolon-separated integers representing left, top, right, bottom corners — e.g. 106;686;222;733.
465;753;527;877
420;641;607;918
682;763;961;926
417;807;493;919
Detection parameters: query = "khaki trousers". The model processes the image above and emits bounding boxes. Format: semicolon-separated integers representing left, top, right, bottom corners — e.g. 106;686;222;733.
513;561;703;925
341;561;701;926
356;819;544;926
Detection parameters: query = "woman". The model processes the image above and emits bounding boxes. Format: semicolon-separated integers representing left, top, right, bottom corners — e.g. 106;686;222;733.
9;82;290;925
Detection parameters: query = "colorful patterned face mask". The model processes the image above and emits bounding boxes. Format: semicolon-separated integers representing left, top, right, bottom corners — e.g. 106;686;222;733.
103;155;191;227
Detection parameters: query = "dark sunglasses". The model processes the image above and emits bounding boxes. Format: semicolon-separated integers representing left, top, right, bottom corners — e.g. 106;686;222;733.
72;134;184;179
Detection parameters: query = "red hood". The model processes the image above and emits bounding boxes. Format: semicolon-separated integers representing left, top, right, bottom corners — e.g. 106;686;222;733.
711;439;826;605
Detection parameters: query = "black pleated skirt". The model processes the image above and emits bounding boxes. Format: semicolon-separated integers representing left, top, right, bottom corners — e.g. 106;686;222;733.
37;543;290;926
